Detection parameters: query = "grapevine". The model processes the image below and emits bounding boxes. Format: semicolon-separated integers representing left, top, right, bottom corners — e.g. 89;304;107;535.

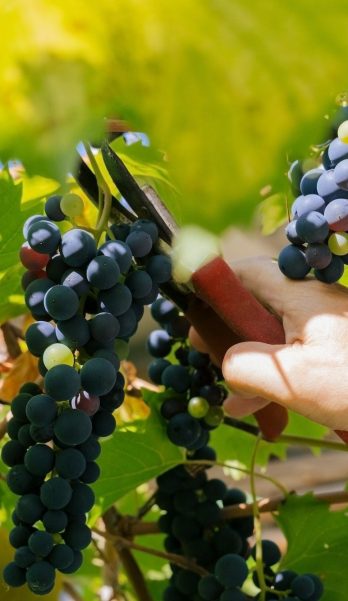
3;121;348;598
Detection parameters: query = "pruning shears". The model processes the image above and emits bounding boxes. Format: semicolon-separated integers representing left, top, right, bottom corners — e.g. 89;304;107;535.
76;139;348;445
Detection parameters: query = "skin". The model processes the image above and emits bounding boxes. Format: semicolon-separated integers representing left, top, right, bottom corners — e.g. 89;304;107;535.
189;256;348;431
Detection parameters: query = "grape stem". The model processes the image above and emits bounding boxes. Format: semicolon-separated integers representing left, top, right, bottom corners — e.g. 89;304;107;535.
250;435;266;601
136;492;157;520
273;432;348;452
75;153;136;223
264;586;289;598
185;459;288;495
83;142;113;243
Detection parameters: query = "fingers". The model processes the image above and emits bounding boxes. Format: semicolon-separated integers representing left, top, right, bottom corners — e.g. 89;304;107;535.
222;340;299;409
229;257;305;317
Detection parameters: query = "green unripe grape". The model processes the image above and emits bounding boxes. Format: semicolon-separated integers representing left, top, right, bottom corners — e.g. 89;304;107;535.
188;396;209;418
338;119;348;144
204;405;224;427
43;343;74;369
328;232;348;255
60;193;84;217
114;338;129;360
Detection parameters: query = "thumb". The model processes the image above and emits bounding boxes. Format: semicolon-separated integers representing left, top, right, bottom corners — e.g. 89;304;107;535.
222;341;297;409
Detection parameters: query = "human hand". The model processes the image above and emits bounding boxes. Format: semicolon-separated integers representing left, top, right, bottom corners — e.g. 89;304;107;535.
190;256;348;431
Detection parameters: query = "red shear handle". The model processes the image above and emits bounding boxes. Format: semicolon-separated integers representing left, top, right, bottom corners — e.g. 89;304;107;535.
192;257;285;344
190;256;348;444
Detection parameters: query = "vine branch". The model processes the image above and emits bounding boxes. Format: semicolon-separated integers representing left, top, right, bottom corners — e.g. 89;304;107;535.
94;526;209;578
102;507;154;601
129;490;348;536
223;416;348;452
0;417;8;441
117;547;154;601
62;581;84;601
1;323;21;359
115;537;209;577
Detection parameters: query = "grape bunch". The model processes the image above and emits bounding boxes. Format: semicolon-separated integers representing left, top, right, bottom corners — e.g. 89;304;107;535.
149;298;324;600
2;192;172;594
156;462;324;601
147;298;227;450
278;111;348;283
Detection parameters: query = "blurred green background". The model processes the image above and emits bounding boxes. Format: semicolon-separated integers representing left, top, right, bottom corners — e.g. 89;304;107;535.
1;0;348;232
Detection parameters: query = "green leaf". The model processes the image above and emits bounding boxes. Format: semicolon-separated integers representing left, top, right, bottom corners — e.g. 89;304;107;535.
2;2;348;230
0;172;24;272
111;138;178;205
0;170;50;324
21;174;60;204
258;193;289;236
0;265;26;325
94;390;183;512
277;494;348;600
210;411;328;470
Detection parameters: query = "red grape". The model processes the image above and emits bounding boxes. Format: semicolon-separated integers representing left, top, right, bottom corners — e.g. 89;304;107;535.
71;391;100;416
20;242;49;270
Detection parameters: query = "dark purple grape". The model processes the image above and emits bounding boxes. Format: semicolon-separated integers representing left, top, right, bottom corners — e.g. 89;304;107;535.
305;243;332;269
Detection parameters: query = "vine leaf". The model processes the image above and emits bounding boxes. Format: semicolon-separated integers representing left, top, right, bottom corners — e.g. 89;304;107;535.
277;494;348;600
93;389;183;512
0;170;49;324
210;411;328;469
257;193;288;236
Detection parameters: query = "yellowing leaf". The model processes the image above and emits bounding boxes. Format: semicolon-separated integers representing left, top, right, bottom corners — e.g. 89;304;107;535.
116;392;151;424
0;352;39;402
116;361;153;424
